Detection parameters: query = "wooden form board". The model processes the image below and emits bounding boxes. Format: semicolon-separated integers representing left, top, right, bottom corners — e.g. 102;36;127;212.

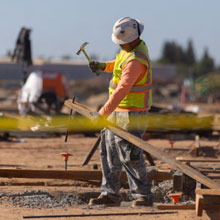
157;204;220;211
176;158;220;163
196;189;220;196
0;169;172;182
65;100;220;189
157;204;195;210
0;169;103;181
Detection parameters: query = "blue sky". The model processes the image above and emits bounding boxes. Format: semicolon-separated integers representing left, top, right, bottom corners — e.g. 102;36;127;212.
0;0;220;64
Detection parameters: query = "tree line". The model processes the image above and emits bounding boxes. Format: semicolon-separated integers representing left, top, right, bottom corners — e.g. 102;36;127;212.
158;40;218;78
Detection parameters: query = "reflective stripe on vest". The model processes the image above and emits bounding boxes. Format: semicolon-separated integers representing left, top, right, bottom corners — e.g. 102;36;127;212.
145;90;151;107
110;80;151;92
119;51;152;84
120;51;150;69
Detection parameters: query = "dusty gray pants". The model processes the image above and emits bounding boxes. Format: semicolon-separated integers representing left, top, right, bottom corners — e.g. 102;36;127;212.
100;111;152;202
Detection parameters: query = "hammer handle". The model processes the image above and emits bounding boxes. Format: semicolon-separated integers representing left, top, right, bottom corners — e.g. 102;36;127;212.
82;50;100;76
82;50;92;63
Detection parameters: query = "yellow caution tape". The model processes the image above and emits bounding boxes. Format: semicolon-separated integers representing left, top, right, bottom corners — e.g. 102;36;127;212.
0;113;218;132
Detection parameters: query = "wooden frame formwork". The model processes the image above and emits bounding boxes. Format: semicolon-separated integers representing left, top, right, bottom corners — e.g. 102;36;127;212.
64;100;220;217
0;100;219;217
64;99;220;190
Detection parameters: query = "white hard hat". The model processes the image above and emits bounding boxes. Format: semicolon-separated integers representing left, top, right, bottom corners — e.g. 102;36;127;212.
112;17;144;45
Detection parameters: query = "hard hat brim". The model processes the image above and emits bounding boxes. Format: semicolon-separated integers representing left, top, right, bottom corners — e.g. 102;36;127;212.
136;19;144;34
112;32;140;45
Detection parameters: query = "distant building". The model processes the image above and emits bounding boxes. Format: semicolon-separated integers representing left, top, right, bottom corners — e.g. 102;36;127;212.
0;58;178;84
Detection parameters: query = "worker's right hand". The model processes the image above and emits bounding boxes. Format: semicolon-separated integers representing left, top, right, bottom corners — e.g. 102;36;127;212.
90;111;101;122
89;62;106;73
90;111;103;126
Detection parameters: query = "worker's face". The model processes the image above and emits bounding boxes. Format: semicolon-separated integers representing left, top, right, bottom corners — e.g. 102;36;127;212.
119;43;132;52
119;38;141;52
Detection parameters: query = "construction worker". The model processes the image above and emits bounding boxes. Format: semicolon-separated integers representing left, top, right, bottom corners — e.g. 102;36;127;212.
17;70;68;115
89;17;153;207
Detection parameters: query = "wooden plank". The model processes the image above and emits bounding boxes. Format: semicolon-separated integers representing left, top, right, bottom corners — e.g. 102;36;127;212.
196;189;220;196
81;135;101;166
176;158;220;163
64;100;220;189
198;170;220;174
208;175;220;179
108;129;220;189
143;151;155;166
157;204;195;210
157;204;220;210
81;135;155;166
0;169;172;182
0;169;103;181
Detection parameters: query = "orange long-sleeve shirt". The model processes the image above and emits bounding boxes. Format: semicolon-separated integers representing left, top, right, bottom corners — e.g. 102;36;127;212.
98;59;149;117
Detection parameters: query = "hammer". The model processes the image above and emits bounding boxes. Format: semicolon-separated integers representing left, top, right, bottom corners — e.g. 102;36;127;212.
76;42;100;76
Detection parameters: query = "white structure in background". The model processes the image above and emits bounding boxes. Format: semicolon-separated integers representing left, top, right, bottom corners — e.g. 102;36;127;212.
18;71;42;115
185;104;200;113
17;70;68;115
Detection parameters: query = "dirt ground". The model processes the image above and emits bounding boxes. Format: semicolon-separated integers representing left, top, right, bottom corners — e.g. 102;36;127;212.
0;134;220;220
0;86;220;219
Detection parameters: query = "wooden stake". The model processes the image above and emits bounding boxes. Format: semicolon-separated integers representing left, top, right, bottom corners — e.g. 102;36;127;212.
196;193;204;216
196;182;204;217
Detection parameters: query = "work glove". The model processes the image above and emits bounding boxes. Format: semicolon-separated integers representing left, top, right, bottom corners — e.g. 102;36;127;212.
90;111;105;129
89;61;106;73
90;111;101;122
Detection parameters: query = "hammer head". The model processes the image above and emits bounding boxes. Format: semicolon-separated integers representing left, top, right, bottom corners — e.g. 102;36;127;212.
76;42;89;55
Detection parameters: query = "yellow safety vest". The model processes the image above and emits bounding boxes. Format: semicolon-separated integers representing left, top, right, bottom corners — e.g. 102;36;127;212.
109;40;152;109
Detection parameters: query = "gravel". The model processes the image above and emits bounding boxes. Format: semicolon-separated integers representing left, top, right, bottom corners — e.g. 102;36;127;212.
151;180;173;203
0;179;195;208
0;190;87;208
151;179;195;204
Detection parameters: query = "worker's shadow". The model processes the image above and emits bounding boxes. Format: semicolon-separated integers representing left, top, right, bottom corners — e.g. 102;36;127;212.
79;191;131;203
79;192;99;203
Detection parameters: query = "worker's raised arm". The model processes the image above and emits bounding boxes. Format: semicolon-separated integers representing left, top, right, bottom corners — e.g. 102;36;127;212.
89;60;115;74
103;60;115;73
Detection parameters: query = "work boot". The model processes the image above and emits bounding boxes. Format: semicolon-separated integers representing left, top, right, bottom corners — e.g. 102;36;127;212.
89;195;120;206
131;197;153;208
